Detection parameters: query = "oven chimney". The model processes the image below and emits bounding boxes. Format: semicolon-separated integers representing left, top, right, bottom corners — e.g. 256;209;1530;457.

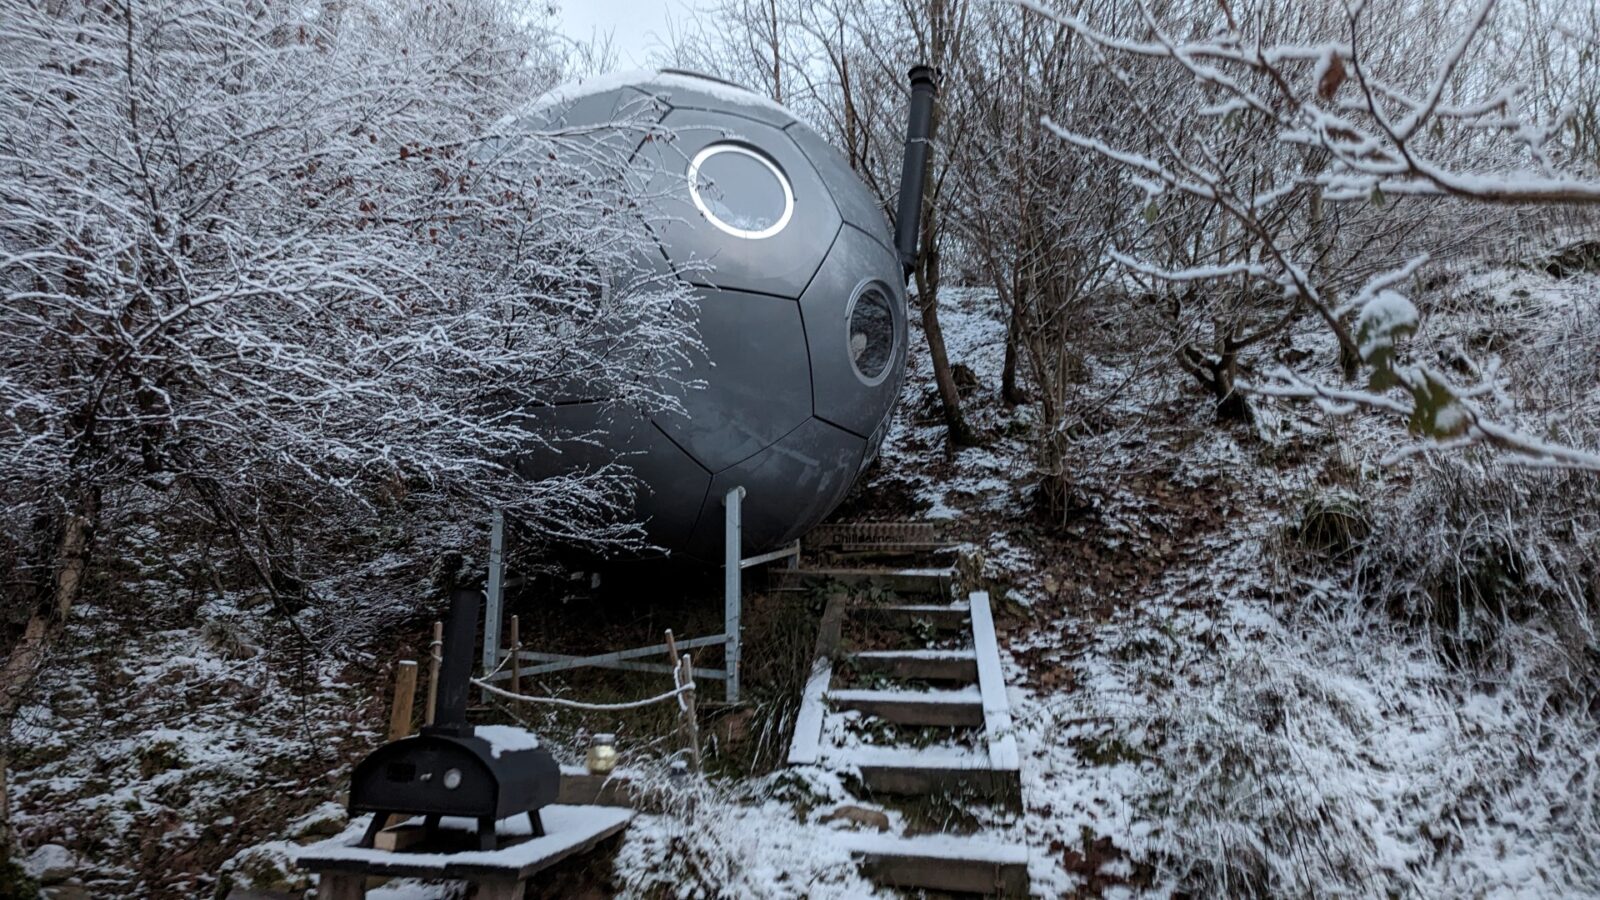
894;65;939;280
424;587;481;738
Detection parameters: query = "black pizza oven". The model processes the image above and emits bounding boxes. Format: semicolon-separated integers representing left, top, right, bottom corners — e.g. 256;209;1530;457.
349;588;560;850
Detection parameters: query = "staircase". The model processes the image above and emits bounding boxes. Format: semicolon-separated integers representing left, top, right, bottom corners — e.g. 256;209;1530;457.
783;527;1028;896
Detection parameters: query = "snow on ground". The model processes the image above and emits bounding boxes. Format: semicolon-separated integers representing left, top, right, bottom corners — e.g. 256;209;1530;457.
9;541;382;897
12;266;1597;898
911;278;1600;897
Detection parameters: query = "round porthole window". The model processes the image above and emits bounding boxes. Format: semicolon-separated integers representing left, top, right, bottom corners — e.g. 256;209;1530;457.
687;143;794;240
847;283;896;384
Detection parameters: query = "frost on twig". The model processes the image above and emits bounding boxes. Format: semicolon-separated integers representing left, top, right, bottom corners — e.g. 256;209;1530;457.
1018;0;1600;470
0;0;705;649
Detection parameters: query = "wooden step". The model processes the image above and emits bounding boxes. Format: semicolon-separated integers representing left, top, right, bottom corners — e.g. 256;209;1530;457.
786;591;849;766
850;649;978;682
851;833;1030;896
781;567;954;597
969;591;1020;771
829;746;1020;796
806;522;942;548
855;601;970;631
828;686;983;727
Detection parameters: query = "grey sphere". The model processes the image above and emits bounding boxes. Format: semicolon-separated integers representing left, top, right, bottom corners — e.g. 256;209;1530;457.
517;70;906;560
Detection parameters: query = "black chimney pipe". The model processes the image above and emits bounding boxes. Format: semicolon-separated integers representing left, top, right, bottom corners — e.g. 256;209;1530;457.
894;65;939;281
424;587;482;738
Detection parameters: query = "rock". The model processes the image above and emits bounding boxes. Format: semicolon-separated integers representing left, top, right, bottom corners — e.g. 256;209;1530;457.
951;362;982;396
201;618;263;660
287;801;347;840
44;883;91;900
221;841;311;894
25;843;76;884
818;804;891;832
137;739;187;778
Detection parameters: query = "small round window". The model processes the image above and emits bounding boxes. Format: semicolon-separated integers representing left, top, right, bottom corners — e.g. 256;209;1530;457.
687;143;794;240
848;283;896;383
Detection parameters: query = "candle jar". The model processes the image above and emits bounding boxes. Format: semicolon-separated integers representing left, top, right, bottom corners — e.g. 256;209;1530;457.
585;733;619;775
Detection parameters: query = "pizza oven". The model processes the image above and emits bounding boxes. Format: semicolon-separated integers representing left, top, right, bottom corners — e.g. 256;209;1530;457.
348;588;559;850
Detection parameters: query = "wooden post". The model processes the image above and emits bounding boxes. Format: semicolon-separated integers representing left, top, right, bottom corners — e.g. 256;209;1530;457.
664;630;702;771
424;621;443;726
678;653;702;772
509;615;521;697
380;659;420;833
388;660;418;742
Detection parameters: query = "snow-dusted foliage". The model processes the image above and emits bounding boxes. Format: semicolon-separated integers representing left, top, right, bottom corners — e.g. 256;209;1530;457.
1022;0;1600;470
0;0;695;551
0;0;698;829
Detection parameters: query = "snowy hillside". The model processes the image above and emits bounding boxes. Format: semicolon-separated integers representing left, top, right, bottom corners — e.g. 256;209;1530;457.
11;259;1597;898
6;0;1600;897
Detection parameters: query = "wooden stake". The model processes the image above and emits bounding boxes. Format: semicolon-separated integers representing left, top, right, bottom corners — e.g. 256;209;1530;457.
678;653;702;772
664;630;702;771
424;621;443;726
388;660;418;742
509;614;521;696
381;659;419;833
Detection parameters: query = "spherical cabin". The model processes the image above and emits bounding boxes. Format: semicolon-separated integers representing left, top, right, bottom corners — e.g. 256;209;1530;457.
515;70;910;561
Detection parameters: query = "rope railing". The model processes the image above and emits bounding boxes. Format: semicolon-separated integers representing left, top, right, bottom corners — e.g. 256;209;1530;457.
471;677;696;712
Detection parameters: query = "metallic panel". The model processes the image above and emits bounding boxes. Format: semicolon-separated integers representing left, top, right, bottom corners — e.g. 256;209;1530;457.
510;72;907;559
517;86;663;162
513;402;710;553
683;417;866;558
649;286;813;473
636;109;842;298
637;71;797;130
784;120;894;247
534;248;691;405
799;223;909;437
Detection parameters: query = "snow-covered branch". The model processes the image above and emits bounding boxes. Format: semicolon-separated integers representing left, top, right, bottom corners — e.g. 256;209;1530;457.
0;0;704;611
1019;0;1600;470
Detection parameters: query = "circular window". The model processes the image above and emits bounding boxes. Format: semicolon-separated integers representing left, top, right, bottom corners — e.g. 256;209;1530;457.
847;283;896;383
687;143;794;240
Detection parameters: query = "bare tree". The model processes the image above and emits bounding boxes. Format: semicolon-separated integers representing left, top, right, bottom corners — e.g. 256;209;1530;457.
1020;0;1600;469
0;0;698;836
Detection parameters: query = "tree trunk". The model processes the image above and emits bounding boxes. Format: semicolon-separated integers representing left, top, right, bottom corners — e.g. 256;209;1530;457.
0;492;98;852
914;247;976;446
0;500;96;724
909;17;973;449
1001;276;1028;406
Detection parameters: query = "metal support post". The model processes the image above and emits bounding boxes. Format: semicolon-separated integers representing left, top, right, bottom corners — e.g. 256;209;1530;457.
482;509;505;673
723;486;745;703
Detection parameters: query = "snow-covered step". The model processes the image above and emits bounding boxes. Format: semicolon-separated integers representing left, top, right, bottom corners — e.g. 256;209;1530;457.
787;588;849;767
850;648;978;682
781;566;955;597
825;745;1019;795
857;600;970;631
848;832;1030;896
827;685;983;727
969;591;1020;772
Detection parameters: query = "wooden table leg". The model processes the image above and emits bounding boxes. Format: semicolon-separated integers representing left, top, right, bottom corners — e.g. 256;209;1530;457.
474;877;525;900
318;870;366;900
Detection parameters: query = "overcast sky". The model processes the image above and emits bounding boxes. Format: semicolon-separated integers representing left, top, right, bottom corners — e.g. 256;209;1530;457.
552;0;693;70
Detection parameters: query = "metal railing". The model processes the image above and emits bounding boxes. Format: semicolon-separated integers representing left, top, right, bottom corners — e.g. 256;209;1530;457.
479;487;799;704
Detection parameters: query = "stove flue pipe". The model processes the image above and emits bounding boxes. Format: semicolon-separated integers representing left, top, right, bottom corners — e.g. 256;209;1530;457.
894;65;939;281
425;587;482;738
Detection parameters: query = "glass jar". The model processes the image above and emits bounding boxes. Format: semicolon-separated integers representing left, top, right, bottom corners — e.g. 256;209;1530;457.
585;733;619;775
